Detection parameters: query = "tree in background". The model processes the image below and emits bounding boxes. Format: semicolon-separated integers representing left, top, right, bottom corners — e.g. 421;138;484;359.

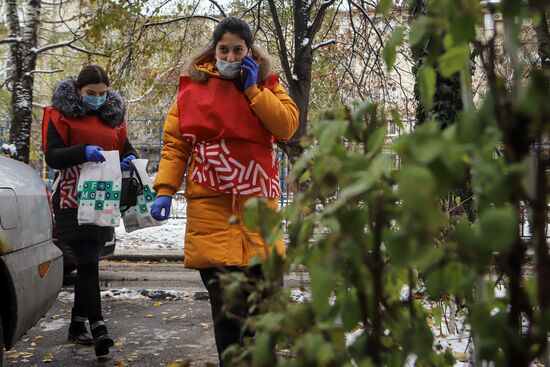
0;0;109;163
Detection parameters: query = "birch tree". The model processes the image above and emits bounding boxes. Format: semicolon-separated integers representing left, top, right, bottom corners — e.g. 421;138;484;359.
0;0;103;163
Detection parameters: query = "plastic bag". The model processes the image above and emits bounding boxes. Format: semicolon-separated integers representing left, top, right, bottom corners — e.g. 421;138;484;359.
121;159;164;232
77;150;122;227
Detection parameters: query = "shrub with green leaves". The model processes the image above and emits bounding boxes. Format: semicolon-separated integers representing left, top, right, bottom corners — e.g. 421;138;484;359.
221;0;550;366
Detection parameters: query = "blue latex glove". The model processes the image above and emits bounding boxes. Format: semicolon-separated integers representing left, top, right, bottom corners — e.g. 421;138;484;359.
84;145;105;163
120;154;136;171
241;55;259;90
150;195;172;221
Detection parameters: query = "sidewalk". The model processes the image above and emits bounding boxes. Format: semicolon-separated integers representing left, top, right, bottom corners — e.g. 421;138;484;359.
110;246;184;262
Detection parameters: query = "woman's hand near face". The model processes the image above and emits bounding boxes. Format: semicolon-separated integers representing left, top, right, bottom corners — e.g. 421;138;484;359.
241;55;259;90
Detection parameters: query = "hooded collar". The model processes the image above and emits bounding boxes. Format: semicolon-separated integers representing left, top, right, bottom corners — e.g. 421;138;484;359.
194;55;223;77
51;77;125;127
190;52;272;85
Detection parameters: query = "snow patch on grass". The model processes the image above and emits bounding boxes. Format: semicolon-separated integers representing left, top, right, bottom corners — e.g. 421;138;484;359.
115;217;186;250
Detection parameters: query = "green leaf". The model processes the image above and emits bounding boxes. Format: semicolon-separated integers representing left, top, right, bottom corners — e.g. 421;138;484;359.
502;0;522;17
252;333;276;367
382;27;404;71
449;14;477;44
366;126;387;154
438;45;470;78
308;251;334;319
409;16;432;46
479;207;517;252
418;65;436;110
376;0;392;15
432;304;443;326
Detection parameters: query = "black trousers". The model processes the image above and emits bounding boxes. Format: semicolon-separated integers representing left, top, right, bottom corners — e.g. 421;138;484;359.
68;241;106;324
199;265;264;366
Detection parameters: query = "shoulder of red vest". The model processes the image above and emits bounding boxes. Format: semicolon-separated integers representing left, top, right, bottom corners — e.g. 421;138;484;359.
179;76;192;91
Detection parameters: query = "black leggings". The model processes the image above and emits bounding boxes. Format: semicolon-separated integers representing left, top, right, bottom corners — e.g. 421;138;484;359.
199;266;264;366
68;241;105;265
68;242;105;324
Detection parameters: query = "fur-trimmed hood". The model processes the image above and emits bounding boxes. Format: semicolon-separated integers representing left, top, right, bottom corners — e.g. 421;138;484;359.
51;77;125;127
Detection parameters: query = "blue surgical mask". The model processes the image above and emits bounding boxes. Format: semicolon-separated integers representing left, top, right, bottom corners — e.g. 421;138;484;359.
215;57;242;79
82;95;107;110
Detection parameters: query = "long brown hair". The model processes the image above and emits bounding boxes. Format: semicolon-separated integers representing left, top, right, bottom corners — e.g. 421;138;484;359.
184;17;274;84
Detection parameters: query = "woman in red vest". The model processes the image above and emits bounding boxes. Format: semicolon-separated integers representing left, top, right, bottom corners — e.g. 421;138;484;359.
151;17;298;365
44;65;137;358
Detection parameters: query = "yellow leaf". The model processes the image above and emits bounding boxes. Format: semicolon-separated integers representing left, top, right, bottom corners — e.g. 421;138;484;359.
452;352;468;362
114;361;129;366
43;352;54;363
144;314;154;318
166;361;189;367
154;302;162;307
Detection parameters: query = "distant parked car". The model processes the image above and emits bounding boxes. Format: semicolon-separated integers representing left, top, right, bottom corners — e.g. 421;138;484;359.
0;157;63;364
54;235;116;274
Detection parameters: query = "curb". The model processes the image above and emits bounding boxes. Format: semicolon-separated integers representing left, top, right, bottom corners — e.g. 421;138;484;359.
107;254;184;262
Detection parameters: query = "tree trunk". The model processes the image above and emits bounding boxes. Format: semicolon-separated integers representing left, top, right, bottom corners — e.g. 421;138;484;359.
267;0;335;163
6;0;41;163
534;11;550;72
286;2;314;163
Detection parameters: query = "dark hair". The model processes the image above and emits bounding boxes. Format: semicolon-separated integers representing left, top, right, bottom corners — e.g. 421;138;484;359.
210;17;254;50
76;65;110;89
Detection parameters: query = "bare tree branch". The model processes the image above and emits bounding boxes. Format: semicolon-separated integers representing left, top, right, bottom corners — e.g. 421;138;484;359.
312;39;336;51
143;15;219;28
68;43;109;57
349;0;384;46
32;36;83;54
208;0;227;18
266;0;293;84
25;68;63;76
0;37;23;44
308;0;337;39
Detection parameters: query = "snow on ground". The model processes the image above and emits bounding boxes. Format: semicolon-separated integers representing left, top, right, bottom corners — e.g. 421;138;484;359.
59;289;191;301
115;217;186;250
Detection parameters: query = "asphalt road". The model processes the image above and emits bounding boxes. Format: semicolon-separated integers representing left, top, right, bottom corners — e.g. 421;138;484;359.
3;260;310;367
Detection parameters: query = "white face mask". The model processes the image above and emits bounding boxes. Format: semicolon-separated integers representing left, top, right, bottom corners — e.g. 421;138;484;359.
215;57;242;79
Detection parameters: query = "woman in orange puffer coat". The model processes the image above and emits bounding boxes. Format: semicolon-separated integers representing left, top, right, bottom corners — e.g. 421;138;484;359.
150;17;298;365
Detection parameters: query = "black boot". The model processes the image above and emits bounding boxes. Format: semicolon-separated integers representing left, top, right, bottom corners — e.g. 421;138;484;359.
67;308;93;345
91;320;114;357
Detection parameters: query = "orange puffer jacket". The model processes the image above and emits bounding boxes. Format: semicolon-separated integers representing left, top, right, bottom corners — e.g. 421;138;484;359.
154;61;299;269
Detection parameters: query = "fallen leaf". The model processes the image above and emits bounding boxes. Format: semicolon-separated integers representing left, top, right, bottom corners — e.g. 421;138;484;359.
453;352;468;362
200;323;209;329
43;352;54;363
166;361;189;367
144;314;154;318
33;336;44;342
153;302;163;307
114;361;129;366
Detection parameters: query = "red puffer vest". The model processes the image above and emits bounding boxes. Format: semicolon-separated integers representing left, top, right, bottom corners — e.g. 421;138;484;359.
42;106;127;208
177;76;281;198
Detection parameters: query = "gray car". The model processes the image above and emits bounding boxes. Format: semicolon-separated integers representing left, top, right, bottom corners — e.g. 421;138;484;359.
0;157;63;365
